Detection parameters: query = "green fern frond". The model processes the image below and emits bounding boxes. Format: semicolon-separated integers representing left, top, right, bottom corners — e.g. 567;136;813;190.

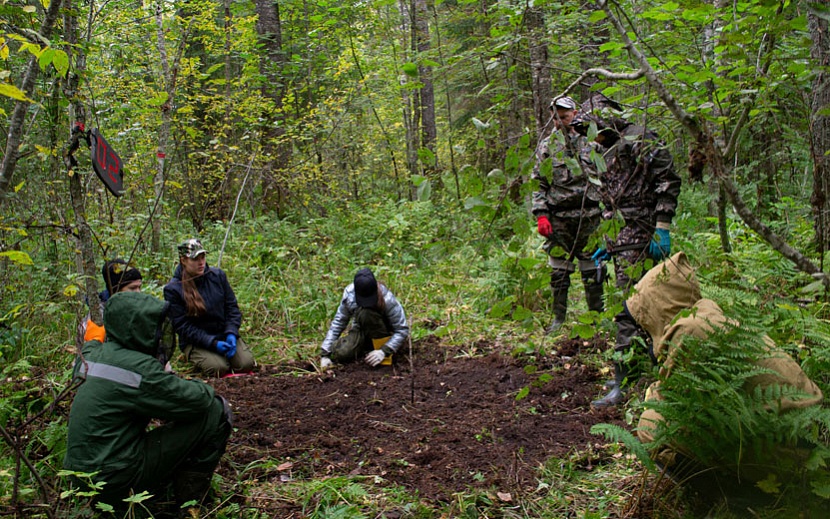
590;423;656;472
643;315;830;498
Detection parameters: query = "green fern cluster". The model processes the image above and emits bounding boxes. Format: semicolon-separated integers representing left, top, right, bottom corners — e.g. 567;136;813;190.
643;317;830;496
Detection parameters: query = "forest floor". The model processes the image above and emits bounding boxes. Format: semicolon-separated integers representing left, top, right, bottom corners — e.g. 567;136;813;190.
211;335;628;517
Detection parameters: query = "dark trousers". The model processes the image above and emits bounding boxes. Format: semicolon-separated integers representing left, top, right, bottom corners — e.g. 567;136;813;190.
79;396;231;508
184;337;256;377
329;308;390;363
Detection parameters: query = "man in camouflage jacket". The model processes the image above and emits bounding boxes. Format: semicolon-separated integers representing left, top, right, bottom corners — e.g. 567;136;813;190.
531;96;605;333
573;97;682;407
575;98;682;290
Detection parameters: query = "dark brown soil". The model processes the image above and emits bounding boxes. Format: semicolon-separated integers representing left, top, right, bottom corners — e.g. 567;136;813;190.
211;335;624;515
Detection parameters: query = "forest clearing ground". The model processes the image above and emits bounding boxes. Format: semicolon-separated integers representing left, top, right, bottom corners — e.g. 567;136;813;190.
210;335;628;515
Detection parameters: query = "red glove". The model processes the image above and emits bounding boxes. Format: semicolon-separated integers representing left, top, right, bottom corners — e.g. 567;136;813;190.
537;216;552;237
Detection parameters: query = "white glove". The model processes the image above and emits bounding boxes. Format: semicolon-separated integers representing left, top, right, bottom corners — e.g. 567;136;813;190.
320;357;333;370
365;349;386;367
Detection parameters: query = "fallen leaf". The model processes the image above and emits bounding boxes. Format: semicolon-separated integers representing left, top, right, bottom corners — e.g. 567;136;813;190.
497;492;512;502
277;462;293;471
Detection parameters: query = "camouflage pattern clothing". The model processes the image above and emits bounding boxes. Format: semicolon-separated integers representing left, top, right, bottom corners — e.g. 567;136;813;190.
597;123;681;289
531;124;605;332
531;129;602;263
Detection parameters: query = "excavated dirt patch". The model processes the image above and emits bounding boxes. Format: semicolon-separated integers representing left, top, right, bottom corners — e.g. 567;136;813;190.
211;336;624;515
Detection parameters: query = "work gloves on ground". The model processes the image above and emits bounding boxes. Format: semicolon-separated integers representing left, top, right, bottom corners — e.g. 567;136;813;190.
649;227;671;261
365;349;386;367
536;216;553;238
592;248;611;267
215;336;236;360
320;356;333;370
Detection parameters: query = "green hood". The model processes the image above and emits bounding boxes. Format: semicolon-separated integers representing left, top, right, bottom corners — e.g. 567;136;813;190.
104;292;167;356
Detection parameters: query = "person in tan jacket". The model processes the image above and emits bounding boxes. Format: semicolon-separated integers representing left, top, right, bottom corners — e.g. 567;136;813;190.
626;252;823;480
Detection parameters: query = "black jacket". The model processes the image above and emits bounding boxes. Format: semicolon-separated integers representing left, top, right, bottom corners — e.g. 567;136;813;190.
163;263;242;352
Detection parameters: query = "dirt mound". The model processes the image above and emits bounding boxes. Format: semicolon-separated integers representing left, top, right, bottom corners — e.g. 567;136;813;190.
211;336;624;514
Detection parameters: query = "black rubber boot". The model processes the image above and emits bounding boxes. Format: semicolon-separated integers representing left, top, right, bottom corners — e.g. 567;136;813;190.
592;362;628;407
582;269;605;313
545;274;570;334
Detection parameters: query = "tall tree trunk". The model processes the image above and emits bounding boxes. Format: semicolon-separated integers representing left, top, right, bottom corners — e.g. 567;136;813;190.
400;0;419;184
254;0;290;214
579;4;610;101
810;1;830;267
63;0;100;331
708;0;732;253
153;5;179;253
527;7;550;141
431;2;460;199
0;0;63;203
415;0;436;177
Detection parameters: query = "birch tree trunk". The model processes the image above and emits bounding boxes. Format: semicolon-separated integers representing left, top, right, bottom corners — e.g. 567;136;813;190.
153;5;176;253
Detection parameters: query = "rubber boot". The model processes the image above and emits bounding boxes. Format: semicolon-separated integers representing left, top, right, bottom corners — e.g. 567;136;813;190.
582;274;605;313
545;284;569;334
592;362;628;407
601;309;641;389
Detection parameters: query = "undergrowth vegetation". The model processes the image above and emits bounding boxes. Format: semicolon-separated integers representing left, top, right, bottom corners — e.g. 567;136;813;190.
3;184;830;518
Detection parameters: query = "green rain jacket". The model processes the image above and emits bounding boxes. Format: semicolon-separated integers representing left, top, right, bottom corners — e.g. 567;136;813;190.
64;292;217;477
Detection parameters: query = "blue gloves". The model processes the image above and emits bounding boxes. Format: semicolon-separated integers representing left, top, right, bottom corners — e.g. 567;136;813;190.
592;248;611;267
225;334;237;359
216;335;237;359
649;228;671;261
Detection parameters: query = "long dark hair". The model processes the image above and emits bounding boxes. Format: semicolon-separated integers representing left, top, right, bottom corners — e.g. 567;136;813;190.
180;257;207;317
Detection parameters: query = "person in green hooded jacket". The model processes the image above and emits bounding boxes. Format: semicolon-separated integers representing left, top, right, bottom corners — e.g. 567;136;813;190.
64;292;232;510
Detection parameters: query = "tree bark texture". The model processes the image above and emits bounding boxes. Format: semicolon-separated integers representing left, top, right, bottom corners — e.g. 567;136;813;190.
415;0;436;176
527;7;550;142
810;2;830;259
63;0;101;330
0;0;63;202
254;0;290;213
153;5;174;253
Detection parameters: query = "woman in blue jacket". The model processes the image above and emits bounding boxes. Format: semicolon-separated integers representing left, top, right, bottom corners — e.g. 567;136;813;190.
163;239;256;376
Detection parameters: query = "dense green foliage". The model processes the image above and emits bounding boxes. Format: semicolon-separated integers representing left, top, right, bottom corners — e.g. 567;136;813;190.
4;0;830;516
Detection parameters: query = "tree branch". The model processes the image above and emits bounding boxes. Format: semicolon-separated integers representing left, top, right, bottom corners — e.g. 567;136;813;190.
593;0;829;286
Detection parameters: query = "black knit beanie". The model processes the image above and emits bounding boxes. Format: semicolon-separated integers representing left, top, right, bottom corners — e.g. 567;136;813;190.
102;259;142;295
